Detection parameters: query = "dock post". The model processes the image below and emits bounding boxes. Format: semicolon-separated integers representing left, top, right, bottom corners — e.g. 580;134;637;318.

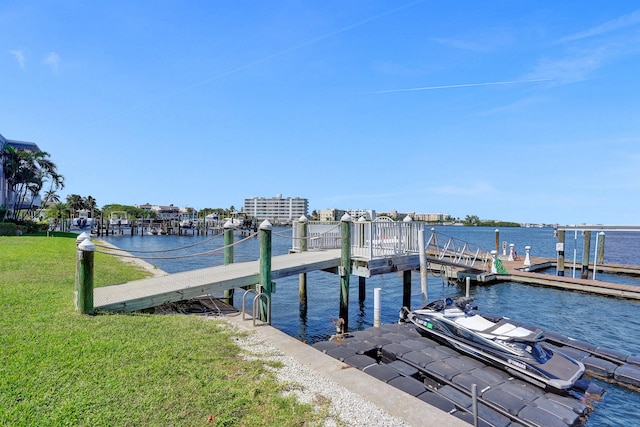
597;231;605;266
403;270;411;309
75;235;94;315
259;220;273;323
358;277;366;302
223;220;235;305
339;213;352;332
581;231;591;279
465;277;470;298
418;226;428;306
373;288;381;327
298;216;308;309
495;229;499;252
524;246;531;268
508;243;515;261
556;230;565;276
594;231;605;280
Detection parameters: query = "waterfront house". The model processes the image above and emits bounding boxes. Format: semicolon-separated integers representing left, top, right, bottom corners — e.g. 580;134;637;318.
0;132;42;217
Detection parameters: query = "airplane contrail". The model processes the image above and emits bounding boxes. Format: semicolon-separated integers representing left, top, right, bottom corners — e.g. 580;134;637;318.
367;78;552;94
91;0;425;125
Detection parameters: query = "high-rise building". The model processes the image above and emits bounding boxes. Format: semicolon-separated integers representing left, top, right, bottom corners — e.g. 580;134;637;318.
243;194;308;222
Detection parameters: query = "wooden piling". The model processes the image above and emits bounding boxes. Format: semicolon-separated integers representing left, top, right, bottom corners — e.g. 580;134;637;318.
403;270;411;309
556;229;565;276
339;214;352;332
224;220;235;305
597;231;605;266
298;216;308;308
359;276;366;302
75;238;95;314
581;231;591;279
259;220;273;323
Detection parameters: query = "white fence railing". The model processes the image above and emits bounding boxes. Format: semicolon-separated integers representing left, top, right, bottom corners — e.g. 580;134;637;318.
292;220;492;269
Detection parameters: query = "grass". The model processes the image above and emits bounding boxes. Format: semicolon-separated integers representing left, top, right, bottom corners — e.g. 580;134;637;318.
0;236;322;426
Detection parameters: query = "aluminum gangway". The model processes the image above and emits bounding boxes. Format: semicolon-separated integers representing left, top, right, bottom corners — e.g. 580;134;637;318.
291;218;493;270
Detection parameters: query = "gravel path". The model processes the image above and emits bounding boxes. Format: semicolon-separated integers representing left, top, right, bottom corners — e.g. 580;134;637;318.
225;321;409;427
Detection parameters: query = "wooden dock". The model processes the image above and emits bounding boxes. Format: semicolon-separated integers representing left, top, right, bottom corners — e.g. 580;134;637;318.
452;256;640;300
94;249;341;312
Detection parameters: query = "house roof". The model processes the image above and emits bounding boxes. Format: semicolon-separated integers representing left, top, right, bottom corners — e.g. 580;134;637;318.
0;133;41;152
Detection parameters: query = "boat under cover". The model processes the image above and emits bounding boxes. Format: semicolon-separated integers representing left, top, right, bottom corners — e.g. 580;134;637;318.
399;297;586;393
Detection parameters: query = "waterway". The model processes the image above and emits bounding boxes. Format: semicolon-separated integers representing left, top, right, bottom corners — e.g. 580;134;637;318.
102;225;640;427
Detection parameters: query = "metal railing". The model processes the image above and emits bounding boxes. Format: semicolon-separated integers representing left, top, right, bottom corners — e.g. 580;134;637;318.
292;220;492;269
425;230;491;269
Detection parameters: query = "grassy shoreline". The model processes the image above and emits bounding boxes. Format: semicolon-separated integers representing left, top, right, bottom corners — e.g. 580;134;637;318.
0;235;320;426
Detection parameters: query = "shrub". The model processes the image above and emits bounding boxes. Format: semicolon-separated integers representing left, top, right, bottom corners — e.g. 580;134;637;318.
0;222;18;236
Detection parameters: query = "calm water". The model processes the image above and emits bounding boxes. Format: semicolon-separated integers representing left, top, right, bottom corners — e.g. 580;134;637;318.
102;226;640;427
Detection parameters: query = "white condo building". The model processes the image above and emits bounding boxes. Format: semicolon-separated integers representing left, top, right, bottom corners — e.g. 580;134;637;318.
243;195;308;222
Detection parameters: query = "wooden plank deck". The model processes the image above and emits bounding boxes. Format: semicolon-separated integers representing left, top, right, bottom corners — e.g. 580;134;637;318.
485;257;640;300
94;249;341;312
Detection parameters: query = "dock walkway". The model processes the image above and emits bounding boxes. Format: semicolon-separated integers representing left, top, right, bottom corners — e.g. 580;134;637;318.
94;249;341;312
485;257;640;300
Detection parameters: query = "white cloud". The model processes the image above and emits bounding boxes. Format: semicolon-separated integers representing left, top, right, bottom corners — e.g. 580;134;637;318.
10;49;25;68
42;51;61;73
555;9;640;44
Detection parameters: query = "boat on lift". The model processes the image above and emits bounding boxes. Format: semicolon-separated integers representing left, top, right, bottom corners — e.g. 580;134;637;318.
399;297;586;394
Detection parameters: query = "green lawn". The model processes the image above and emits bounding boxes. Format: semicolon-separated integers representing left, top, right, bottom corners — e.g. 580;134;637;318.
0;236;321;426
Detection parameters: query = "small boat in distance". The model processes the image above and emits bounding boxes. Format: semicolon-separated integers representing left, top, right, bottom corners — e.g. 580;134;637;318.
399;297;586;394
109;211;130;228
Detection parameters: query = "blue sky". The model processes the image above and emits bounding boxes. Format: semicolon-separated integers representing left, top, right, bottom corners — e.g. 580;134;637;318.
2;1;640;225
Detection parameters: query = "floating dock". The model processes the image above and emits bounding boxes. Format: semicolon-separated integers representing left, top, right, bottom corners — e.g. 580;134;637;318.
448;256;640;301
313;321;640;427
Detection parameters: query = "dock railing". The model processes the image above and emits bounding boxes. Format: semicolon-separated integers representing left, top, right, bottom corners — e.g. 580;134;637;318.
425;229;491;269
292;220;492;269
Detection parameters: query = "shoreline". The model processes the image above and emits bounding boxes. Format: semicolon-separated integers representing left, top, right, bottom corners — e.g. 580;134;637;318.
96;238;168;278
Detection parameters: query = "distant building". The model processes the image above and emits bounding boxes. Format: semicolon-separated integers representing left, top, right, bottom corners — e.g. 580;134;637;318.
412;212;451;222
319;208;376;221
346;209;376;221
243;195;308;222
138;204;193;220
0;133;42;212
318;208;345;222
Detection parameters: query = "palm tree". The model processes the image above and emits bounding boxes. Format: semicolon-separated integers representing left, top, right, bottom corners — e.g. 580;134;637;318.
45;202;69;231
43;189;61;205
84;195;97;218
66;194;84;218
2;143;64;220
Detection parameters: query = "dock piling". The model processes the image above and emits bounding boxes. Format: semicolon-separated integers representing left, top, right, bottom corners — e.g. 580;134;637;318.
582;231;591;279
597;231;605;265
75;235;95;315
298;216;308;309
556;229;565;276
418;226;428;305
224;219;235;305
339;214;352;332
373;287;381;327
258;220;273;323
402;270;411;309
